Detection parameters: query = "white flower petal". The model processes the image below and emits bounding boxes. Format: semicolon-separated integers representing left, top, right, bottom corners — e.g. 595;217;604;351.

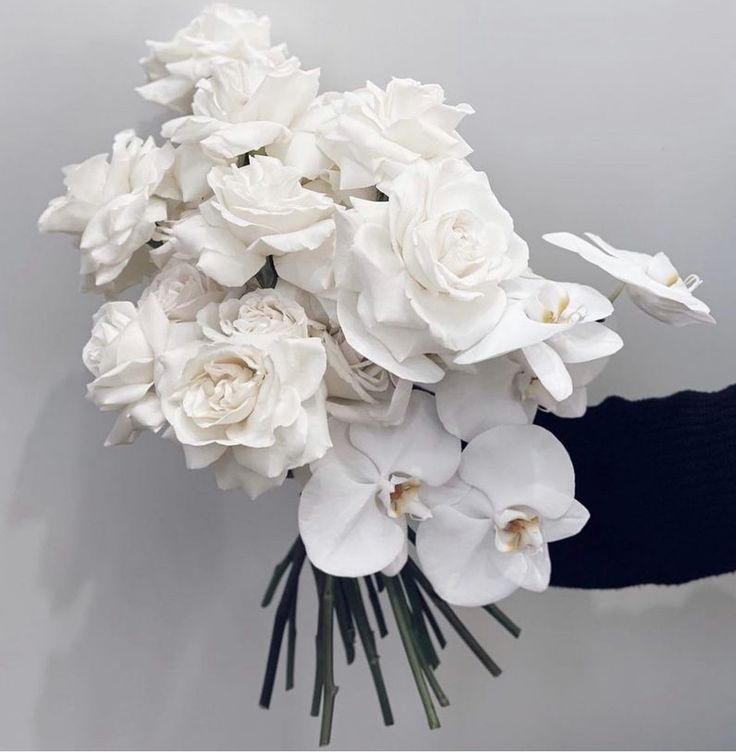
521;341;573;402
459;425;575;502
299;455;404;577
544;498;590;542
349;391;460;485
435;358;534;440
417;500;517;606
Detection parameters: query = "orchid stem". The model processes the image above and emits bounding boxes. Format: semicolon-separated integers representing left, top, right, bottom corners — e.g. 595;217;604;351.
334;579;356;665
310;568;324;717
318;575;339;747
405;559;502;678
483;603;521;638
343;579;394;726
261;536;300;607
401;572;440;669
363;575;388;637
608;282;625;303
259;540;306;708
385;576;441;730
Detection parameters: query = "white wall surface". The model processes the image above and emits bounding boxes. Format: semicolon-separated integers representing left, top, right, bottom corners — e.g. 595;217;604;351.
1;0;735;748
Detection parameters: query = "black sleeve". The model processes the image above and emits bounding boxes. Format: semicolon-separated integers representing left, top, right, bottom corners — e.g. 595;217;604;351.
535;384;736;589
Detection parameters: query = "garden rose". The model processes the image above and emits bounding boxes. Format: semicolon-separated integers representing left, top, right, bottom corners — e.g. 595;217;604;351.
318;78;473;189
161;58;319;161
141;260;227;322
83;297;169;445
335;158;528;382
266;92;341;180
196;287;309;346
38;130;174;290
138;3;289;113
170;156;336;294
156;288;330;497
318;322;412;426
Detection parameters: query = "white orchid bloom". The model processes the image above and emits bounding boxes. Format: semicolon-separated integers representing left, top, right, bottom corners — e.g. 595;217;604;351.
518;355;611;419
542;232;714;326
436;346;613;442
299;391;461;577
434;358;536;441
457;278;614;364
457;277;622;406
416;425;589;606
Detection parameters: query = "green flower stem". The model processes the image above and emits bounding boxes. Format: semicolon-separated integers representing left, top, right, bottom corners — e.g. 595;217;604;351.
342;579;394;726
261;537;300;607
334;580;356;665
363;575;388;637
415;586;447;649
310;568;325;718
483;603;522;638
256;256;278;289
259;541;306;708
310;631;323;718
318;575;339;747
405;559;502;678
286;591;298;691
401;572;440;669
608;282;625;303
385;576;441;730
421;660;450;708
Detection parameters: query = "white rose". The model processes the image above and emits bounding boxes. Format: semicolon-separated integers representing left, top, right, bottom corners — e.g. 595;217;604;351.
335;158;529;383
317;322;412;426
38;130;174;289
83;297;169;445
161;59;319;161
157;289;330;497
155;143;216;206
137;3;289;113
318;78;473;190
266;92;341;180
141;260;227;322
170;156;336;294
197;287;310;347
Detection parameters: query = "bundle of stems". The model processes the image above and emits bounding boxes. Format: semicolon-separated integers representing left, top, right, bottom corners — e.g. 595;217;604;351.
259;535;521;747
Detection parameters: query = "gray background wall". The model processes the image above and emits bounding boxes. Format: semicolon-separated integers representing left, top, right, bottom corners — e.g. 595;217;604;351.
2;0;735;748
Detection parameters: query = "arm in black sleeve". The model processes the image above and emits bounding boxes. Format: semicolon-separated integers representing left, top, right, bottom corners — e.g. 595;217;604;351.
536;384;736;589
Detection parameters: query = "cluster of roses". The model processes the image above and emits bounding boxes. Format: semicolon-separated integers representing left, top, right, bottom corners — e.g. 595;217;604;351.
39;4;713;608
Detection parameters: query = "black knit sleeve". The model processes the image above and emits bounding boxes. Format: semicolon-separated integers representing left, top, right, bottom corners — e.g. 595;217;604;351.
536;384;736;589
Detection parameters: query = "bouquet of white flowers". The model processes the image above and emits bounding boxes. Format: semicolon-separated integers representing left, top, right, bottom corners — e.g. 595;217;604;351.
39;4;714;746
